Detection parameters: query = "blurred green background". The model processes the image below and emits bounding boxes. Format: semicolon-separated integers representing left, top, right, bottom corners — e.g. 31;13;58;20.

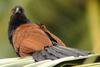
0;0;100;58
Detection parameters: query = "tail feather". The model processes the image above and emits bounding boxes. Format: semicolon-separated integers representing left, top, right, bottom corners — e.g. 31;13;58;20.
45;46;67;58
32;51;46;61
32;42;90;61
52;46;77;56
41;49;58;60
56;46;89;56
53;42;90;56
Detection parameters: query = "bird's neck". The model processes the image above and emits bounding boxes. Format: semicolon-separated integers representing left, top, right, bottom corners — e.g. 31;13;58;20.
10;14;30;30
8;14;30;44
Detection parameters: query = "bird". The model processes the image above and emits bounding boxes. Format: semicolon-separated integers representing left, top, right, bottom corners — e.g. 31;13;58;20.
8;6;90;61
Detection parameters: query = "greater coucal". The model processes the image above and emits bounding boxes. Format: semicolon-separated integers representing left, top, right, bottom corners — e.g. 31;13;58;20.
8;6;90;61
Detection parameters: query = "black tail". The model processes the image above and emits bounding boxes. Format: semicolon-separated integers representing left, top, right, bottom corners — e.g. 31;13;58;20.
32;42;91;61
33;24;91;61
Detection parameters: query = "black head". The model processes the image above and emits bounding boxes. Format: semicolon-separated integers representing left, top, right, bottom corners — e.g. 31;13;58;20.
8;6;30;44
12;6;24;16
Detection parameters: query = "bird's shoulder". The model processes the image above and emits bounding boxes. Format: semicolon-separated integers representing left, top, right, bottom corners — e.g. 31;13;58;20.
13;22;45;41
12;22;53;52
16;23;40;31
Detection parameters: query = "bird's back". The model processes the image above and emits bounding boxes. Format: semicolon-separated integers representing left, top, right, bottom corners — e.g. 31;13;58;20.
13;23;54;56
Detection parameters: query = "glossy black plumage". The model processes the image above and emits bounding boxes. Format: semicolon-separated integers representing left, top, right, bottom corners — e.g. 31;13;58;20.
8;6;30;44
32;42;90;61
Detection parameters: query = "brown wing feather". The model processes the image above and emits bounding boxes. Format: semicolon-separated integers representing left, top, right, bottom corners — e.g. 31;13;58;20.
13;23;52;57
46;31;66;46
39;24;66;46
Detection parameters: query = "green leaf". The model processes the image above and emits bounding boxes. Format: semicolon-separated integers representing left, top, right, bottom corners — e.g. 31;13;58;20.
0;56;34;67
24;60;52;67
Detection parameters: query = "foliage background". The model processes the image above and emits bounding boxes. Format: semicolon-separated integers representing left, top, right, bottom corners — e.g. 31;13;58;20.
0;0;99;58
